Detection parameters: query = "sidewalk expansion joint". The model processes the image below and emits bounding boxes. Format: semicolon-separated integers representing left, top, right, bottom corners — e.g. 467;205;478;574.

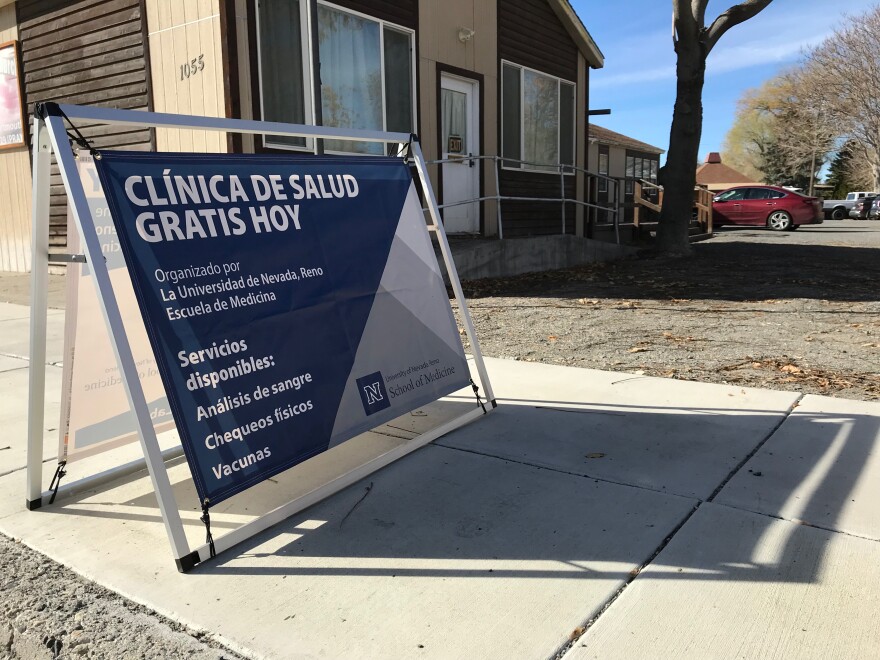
706;393;804;503
0;457;57;480
711;500;880;544
431;443;697;503
551;501;703;660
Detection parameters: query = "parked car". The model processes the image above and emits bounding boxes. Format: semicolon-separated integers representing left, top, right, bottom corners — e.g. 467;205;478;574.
849;195;878;219
869;199;880;220
713;186;823;231
823;191;878;220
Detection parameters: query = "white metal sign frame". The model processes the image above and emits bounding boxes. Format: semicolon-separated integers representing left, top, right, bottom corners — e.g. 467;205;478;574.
27;103;496;572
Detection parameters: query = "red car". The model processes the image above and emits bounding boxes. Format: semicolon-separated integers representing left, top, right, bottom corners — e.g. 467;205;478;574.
712;186;824;231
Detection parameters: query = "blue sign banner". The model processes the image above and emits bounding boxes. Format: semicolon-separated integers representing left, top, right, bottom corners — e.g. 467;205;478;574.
95;152;470;505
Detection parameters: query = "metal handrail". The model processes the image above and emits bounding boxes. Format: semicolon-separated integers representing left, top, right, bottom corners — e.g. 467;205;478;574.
421;154;624;243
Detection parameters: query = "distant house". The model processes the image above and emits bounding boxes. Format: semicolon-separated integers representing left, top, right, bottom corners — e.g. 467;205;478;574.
587;124;664;227
695;152;759;194
0;0;611;273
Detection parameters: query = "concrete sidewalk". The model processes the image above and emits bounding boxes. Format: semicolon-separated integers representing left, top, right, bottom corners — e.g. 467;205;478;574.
1;300;879;659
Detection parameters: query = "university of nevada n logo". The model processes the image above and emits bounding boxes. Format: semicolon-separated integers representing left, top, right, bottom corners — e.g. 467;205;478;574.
356;372;391;416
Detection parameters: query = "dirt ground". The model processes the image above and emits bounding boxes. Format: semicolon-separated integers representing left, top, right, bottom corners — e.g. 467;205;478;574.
455;222;880;402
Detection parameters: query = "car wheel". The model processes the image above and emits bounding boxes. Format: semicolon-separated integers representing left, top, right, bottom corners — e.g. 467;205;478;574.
831;207;847;220
768;210;792;231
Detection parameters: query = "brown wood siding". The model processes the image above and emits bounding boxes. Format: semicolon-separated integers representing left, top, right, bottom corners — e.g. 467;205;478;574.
18;0;153;249
499;174;577;237
498;0;576;82
498;0;578;237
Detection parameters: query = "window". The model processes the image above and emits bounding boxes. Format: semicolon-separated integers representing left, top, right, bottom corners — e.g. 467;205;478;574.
598;150;609;194
716;189;746;201
624;153;658;194
258;0;309;148
501;61;575;173
625;156;633;195
747;188;771;200
258;1;415;153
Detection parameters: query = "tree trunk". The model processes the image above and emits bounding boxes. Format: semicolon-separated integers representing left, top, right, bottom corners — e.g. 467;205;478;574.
657;42;707;256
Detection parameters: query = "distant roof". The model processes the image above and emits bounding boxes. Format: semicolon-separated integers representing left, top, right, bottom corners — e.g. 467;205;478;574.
696;153;756;186
588;124;664;155
549;0;604;69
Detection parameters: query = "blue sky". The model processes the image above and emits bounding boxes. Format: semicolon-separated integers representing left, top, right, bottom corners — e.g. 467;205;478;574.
573;0;877;163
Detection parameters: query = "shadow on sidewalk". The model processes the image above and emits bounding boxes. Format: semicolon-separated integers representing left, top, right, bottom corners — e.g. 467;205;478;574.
39;396;880;589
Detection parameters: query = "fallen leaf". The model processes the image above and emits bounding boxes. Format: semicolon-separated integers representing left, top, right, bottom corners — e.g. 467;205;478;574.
628;346;649;353
780;365;802;374
585;452;606;459
548;335;558;342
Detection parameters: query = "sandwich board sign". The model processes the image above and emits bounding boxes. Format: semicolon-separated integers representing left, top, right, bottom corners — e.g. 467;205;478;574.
27;103;494;571
94;152;471;506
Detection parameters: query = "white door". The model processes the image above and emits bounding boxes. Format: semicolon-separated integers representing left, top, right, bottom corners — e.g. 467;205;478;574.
440;74;480;233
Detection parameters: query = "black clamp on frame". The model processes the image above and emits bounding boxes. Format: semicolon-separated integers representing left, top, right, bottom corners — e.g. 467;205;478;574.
176;498;217;573
395;133;419;161
36;102;99;157
48;461;67;505
470;379;488;414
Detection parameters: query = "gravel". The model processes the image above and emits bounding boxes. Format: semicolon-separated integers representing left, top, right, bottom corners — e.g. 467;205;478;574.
456;223;880;401
0;535;245;660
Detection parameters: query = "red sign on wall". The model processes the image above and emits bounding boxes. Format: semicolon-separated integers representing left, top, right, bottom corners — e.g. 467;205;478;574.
0;41;26;150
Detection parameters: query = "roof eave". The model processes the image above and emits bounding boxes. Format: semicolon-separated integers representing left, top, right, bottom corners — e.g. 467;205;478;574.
548;0;605;69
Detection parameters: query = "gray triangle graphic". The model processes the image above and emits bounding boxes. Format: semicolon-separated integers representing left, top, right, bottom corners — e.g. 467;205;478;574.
329;291;471;445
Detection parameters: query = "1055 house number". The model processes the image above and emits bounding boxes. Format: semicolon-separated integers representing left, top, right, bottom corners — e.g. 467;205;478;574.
180;54;205;80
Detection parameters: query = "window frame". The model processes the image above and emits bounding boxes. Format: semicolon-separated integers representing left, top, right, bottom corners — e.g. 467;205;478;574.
500;59;576;176
625;151;659;195
255;0;418;154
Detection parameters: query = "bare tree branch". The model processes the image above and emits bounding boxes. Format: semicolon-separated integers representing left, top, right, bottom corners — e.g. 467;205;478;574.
706;0;773;52
806;7;880;188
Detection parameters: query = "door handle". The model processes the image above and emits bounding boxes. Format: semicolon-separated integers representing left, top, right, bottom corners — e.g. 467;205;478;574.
468;153;474;168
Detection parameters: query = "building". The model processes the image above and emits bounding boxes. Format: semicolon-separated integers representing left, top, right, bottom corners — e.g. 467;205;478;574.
587;123;663;228
0;0;618;273
695;152;759;194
